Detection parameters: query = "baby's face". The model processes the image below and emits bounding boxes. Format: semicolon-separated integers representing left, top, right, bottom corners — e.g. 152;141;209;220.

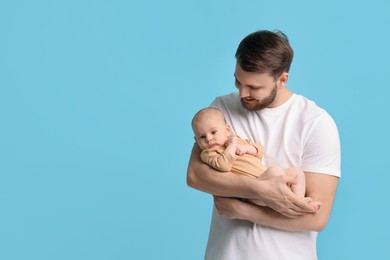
193;113;230;150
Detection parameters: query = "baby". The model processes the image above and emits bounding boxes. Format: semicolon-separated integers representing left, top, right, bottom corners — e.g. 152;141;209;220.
192;107;308;205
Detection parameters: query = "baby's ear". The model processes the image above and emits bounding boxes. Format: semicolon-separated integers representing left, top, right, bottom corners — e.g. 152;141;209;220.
226;124;231;131
193;136;197;142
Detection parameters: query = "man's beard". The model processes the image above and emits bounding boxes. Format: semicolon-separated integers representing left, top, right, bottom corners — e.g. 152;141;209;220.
241;85;277;111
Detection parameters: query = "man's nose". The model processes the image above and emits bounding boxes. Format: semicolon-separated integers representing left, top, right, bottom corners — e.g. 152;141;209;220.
239;86;250;98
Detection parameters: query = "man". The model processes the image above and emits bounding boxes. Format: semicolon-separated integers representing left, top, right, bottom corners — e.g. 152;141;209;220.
187;30;340;259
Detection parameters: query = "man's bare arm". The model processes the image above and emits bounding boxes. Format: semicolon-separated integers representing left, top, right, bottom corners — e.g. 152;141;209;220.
214;172;338;231
187;144;260;198
187;144;319;218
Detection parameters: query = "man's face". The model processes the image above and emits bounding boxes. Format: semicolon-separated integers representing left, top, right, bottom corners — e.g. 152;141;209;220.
234;64;279;111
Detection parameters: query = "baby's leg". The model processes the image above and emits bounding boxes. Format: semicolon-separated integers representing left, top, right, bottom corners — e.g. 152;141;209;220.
259;165;286;180
248;166;286;206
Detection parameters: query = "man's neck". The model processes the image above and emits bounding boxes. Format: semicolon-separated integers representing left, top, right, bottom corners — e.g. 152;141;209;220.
269;88;293;108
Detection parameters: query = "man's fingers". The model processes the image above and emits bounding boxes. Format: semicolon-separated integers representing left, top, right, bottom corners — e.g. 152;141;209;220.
279;207;306;218
292;197;320;213
282;174;298;186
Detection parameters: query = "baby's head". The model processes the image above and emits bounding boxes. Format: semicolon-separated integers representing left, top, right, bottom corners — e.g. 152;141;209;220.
192;107;231;150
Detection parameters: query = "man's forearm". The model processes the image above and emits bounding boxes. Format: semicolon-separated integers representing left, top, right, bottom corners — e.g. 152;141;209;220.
188;144;322;218
220;173;339;231
238;201;326;232
187;144;260;198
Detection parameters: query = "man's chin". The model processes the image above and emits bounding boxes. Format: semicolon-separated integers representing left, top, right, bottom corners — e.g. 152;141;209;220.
241;99;271;111
241;101;259;111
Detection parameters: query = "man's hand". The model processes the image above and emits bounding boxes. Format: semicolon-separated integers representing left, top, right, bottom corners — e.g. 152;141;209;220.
214;174;321;219
256;174;320;218
214;173;337;232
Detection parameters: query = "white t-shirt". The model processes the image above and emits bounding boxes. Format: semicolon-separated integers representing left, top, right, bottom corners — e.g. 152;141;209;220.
205;92;341;260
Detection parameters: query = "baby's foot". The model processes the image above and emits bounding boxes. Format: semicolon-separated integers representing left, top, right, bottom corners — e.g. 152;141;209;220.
305;197;312;204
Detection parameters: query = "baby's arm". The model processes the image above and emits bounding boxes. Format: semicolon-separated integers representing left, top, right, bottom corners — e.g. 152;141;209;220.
225;135;238;157
236;139;265;158
200;136;242;172
201;148;236;172
236;143;257;156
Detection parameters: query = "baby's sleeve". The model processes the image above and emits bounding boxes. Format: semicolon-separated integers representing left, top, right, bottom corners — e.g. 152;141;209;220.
201;148;235;172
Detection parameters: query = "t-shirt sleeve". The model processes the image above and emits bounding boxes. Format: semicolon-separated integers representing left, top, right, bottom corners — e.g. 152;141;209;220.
301;113;341;177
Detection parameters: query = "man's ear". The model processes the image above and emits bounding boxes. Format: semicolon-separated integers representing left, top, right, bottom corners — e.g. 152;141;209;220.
278;72;289;88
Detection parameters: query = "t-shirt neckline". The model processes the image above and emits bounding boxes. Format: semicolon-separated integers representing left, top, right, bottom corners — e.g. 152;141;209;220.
256;93;297;114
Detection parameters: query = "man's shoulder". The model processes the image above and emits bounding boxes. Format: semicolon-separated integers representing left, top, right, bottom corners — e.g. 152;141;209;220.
292;94;337;127
292;94;331;118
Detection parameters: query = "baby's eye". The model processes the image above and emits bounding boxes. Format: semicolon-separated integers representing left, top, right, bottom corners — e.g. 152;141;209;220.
200;135;206;139
211;130;217;135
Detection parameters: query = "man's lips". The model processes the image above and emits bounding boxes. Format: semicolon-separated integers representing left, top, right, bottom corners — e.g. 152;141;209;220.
243;98;256;103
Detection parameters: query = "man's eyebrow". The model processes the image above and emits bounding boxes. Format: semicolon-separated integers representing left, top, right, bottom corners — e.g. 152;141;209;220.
234;73;266;89
248;84;263;88
234;75;263;88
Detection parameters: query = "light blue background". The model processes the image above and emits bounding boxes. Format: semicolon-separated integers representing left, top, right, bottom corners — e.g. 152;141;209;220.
1;0;389;259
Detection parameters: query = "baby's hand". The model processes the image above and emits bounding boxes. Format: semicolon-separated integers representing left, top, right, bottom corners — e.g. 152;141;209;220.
225;136;238;157
227;135;238;147
235;144;247;156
